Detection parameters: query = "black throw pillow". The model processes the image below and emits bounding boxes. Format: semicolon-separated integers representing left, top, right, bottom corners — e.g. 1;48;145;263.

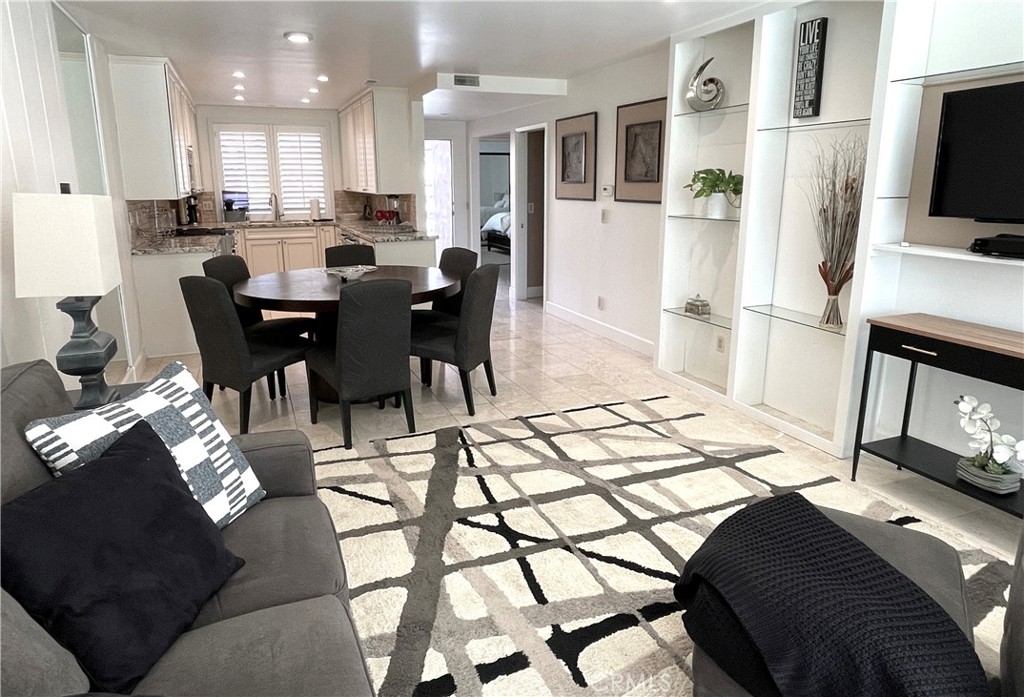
1;421;244;694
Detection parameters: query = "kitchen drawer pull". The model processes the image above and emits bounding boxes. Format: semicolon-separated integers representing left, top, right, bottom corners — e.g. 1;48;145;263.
901;344;938;357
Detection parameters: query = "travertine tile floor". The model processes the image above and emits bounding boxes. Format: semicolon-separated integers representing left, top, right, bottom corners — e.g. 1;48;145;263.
139;268;1021;560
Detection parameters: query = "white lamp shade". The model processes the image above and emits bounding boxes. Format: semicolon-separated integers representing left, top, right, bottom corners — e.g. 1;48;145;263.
13;193;122;298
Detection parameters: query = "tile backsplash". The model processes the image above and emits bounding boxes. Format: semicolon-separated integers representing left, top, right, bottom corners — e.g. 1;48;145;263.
334;191;416;226
127;199;179;239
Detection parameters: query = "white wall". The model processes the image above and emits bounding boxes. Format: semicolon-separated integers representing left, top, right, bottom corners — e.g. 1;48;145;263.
468;48;670;354
1;0;82;382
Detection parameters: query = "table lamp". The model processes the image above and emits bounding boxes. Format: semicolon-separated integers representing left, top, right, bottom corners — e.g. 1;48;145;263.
13;192;123;409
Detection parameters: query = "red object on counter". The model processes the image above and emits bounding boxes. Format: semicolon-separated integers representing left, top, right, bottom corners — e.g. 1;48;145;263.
374;210;384;221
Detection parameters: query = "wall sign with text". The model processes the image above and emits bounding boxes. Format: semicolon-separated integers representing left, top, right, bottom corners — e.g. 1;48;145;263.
794;17;828;118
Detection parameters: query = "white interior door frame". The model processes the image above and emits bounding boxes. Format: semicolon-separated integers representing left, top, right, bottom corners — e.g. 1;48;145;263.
511;122;546;301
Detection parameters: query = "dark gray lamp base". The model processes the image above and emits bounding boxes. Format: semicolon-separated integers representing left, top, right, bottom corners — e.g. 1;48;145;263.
55;295;121;410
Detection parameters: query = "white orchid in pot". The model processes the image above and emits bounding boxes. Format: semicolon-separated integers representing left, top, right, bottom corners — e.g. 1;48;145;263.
955;395;1024;476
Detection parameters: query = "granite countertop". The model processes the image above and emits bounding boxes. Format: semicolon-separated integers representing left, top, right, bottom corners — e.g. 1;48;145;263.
336;222;437;243
132;232;234;256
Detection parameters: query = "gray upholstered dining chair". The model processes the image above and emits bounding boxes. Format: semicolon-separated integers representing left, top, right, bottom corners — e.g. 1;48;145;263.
411;264;499;416
412;246;478;326
179;276;310;434
325;244;375;268
202;255;315;341
305;279;415;449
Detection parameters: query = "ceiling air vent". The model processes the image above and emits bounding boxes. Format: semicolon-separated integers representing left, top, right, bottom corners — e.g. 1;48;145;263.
453;74;481;87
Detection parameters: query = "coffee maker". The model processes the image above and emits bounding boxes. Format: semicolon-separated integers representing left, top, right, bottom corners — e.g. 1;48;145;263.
185;194;199;225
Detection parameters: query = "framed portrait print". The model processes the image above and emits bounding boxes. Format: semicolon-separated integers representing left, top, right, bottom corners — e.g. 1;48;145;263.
615;97;667;203
555;111;597;200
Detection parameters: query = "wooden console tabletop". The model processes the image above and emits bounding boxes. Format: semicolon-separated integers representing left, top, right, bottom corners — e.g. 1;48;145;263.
868;313;1024;359
854;313;1024;518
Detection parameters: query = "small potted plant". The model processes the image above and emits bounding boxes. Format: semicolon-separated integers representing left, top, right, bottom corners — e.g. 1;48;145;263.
954;395;1024;494
684;168;743;218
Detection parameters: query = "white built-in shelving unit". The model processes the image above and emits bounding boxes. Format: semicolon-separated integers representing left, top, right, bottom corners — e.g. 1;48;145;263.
656;0;1024;458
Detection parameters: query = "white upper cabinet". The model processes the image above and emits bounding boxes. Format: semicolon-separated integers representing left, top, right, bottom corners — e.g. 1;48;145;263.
109;57;198;200
339;87;414;194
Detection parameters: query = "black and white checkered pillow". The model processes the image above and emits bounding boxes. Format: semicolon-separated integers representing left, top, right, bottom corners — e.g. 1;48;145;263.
24;362;264;528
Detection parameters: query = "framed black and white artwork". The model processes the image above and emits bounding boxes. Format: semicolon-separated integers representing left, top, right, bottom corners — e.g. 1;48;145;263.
555;112;597;200
615;97;667;203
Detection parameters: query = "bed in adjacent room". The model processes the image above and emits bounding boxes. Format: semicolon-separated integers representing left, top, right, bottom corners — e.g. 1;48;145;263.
480;195;510;253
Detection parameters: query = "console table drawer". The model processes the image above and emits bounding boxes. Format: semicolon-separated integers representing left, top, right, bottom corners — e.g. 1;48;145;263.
870;325;986;374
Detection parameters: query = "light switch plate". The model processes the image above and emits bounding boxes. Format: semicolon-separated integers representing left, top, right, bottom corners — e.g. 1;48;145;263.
528;202;535;214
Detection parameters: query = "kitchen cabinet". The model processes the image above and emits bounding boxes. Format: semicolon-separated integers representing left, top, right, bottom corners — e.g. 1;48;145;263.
237;226;324;276
133;252;210;357
339;88;414;194
110;57;197;200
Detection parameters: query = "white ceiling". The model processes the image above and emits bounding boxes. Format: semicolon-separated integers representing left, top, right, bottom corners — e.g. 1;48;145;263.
63;1;760;121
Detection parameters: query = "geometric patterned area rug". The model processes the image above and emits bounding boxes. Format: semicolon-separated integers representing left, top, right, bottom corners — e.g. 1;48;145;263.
313;396;1013;696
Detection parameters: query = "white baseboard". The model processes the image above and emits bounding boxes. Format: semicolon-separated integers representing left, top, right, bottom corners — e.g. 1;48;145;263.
526;286;543;299
544;301;654;356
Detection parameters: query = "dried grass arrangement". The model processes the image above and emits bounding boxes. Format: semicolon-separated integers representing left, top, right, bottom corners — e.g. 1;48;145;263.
805;134;867;329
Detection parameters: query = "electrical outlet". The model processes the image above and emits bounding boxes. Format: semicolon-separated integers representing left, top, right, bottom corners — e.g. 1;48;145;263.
201;201;214;211
597;296;605;310
715;335;726;353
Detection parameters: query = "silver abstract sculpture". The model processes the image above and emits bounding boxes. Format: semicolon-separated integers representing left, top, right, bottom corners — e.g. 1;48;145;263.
686;57;725;112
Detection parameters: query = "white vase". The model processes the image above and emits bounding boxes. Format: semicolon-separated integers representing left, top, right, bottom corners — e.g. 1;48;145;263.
706;193;729;219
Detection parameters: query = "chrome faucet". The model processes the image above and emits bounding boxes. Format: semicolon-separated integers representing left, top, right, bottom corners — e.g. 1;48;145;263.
269;192;282;221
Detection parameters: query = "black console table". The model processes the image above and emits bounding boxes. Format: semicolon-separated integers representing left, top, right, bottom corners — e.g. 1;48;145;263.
852;313;1024;518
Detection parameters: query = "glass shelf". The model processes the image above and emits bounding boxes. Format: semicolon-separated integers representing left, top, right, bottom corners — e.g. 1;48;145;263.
667;214;741;223
664;307;733;330
743;304;847;336
757;117;870;133
674;102;750;118
892;61;1023;86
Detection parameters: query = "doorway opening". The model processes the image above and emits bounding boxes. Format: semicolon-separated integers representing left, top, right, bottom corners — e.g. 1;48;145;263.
424;139;454;263
512;126;546;302
478;135;511;272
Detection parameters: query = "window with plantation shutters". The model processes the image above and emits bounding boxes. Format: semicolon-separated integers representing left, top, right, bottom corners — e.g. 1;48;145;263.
276;131;326;215
218;130;272;215
214;124;331;221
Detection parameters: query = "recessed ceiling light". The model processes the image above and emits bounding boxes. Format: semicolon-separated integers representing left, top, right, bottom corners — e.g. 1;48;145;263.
300;98;311;104
232;70;245;78
233;84;245;91
284;31;311;44
307;87;319;94
234;95;244;101
316;75;329;82
364;79;378;86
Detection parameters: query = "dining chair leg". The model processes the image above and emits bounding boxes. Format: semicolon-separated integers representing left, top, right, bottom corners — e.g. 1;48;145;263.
219;385;226;391
459;369;475;416
277;368;287;398
266;373;277;400
306;367;319;424
483;359;497;396
403;389;415;434
341;400;353;449
393;392;402;408
202;381;214;401
420;358;433;387
239;388;252;435
378;397;386;410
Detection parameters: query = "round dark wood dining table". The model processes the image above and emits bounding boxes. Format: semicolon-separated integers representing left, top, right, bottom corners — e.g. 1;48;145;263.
233;265;461;404
232;265;460;313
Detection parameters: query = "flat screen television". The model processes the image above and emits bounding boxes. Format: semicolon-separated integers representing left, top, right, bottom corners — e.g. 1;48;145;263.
929;81;1024;224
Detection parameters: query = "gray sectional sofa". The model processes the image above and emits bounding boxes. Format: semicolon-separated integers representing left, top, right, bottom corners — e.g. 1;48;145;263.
0;360;374;696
